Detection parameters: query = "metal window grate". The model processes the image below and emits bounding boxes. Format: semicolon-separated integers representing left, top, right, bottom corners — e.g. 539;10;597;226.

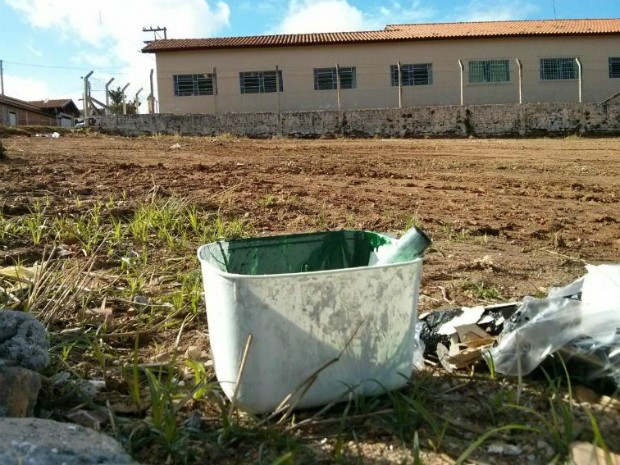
540;58;577;80
239;70;283;94
468;60;510;83
609;57;620;78
390;64;433;86
173;74;214;96
313;67;356;90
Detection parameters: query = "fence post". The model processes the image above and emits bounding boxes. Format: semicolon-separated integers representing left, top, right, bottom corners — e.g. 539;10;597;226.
336;62;341;111
575;57;582;103
397;61;402;109
515;58;523;104
458;60;464;106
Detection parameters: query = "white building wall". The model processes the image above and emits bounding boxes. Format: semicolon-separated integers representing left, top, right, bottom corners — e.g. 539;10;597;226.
153;35;620;114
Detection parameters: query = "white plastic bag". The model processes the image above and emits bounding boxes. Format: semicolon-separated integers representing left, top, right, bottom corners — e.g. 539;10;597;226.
487;265;620;386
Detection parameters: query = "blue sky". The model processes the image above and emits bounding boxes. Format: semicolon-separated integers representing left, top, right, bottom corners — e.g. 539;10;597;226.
1;0;619;109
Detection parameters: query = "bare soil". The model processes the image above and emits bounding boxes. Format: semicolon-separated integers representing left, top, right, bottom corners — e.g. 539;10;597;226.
2;134;619;308
1;133;619;464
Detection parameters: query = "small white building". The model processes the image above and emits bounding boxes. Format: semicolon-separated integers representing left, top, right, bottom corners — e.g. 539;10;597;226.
142;19;620;114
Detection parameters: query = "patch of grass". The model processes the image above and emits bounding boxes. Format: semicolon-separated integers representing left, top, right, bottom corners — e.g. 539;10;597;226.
258;194;278;207
3;185;616;465
404;210;423;230
463;280;504;301
440;221;471;242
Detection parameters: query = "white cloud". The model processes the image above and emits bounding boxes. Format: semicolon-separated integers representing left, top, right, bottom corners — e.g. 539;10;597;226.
273;0;435;34
4;0;231;111
3;74;52;102
276;0;365;34
73;51;113;68
26;44;43;58
366;1;435;28
454;1;539;22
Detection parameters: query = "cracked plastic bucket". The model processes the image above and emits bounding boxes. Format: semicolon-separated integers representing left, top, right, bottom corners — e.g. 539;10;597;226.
197;230;423;413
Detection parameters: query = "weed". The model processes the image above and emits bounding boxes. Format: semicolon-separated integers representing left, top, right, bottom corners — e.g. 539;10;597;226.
259;194;278;207
312;210;330;230
405;210;423;230
126;273;146;297
463;280;504;301
23;214;46;246
186;204;200;234
144;368;184;453
4;176;614;465
440;221;470;242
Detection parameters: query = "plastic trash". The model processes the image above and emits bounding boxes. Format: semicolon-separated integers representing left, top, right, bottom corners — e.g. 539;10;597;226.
51;132;60;139
370;226;432;265
487;264;620;389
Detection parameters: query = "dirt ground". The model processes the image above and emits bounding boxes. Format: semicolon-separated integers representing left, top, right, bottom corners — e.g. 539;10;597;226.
2;134;619;308
1;133;619;464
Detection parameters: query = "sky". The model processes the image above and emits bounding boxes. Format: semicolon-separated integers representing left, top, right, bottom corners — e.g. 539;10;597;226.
1;0;619;112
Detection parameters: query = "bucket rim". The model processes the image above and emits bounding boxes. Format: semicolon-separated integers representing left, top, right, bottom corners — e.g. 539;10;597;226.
197;243;423;279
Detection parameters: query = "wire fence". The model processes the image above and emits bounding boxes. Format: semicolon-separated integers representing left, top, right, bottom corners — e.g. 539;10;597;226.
155;56;619;109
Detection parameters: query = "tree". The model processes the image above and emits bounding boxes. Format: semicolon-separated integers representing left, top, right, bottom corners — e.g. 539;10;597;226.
107;86;140;115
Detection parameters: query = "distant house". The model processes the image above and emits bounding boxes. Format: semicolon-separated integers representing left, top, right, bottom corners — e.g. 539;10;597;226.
142;18;620;114
28;99;81;127
0;95;79;127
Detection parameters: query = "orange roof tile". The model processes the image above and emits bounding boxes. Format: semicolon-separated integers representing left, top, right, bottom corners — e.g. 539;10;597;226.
142;19;620;53
385;19;620;37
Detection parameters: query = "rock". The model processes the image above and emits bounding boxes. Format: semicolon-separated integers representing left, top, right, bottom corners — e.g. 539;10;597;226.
0;309;49;371
574;385;601;404
0;417;137;465
0;365;41;417
571;441;620;465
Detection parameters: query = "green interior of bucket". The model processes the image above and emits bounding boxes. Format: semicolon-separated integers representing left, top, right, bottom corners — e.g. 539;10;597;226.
200;230;392;275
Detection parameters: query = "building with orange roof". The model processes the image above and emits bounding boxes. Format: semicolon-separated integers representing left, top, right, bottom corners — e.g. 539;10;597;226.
142;19;620;114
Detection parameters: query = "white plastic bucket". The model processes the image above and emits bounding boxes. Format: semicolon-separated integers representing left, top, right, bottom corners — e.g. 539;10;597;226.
197;230;423;413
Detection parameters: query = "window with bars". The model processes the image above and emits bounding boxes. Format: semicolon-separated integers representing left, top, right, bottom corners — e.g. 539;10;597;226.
313;67;356;90
468;60;510;83
173;74;214;96
540;58;578;80
239;70;283;94
390;63;433;86
609;57;620;78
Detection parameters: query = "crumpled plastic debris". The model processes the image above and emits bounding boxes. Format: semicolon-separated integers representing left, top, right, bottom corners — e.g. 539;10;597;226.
418;303;517;370
487;264;620;389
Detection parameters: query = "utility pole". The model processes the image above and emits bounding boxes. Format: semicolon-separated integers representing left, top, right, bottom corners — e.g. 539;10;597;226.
0;60;4;96
142;26;167;42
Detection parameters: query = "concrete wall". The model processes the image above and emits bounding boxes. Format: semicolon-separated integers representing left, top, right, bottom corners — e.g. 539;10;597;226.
154;35;620;114
95;102;620;138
